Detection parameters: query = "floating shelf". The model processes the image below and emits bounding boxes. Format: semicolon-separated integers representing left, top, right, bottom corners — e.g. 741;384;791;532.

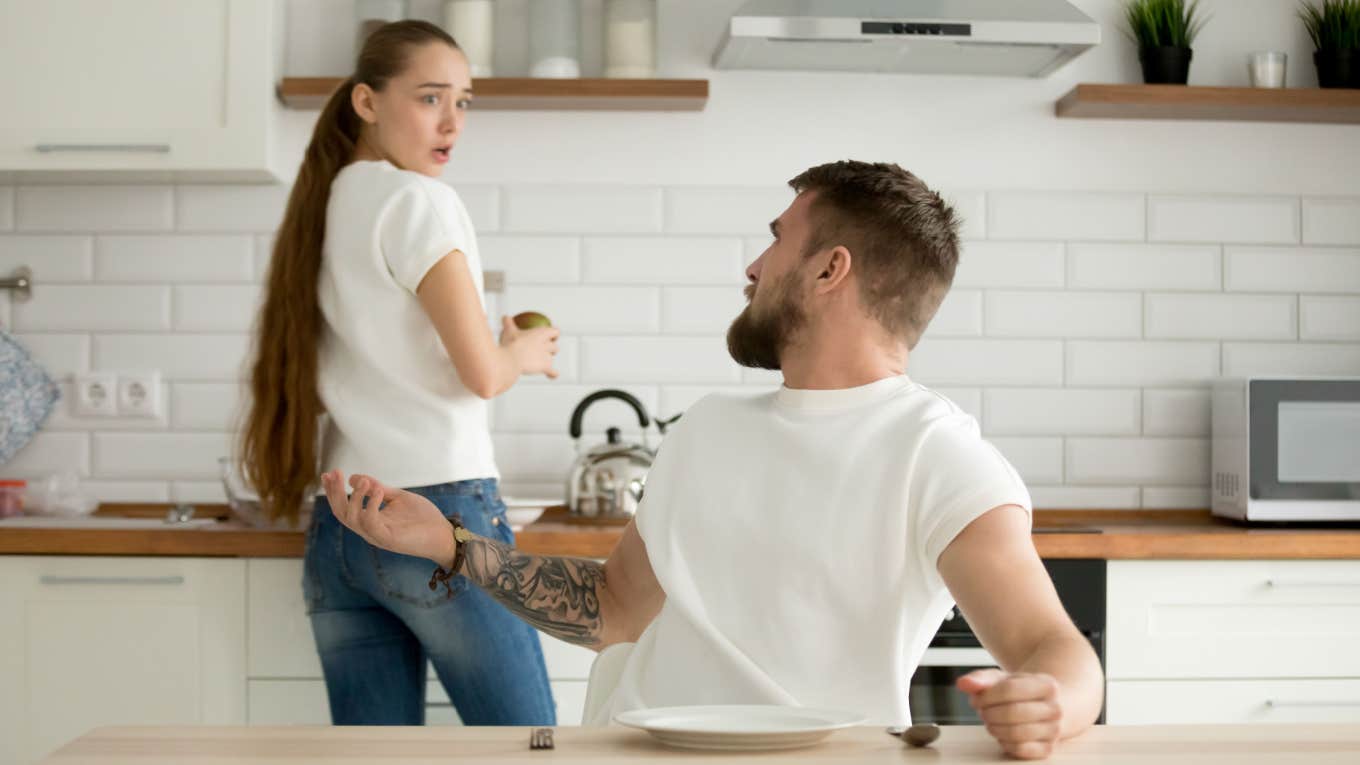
1056;83;1360;124
278;77;708;111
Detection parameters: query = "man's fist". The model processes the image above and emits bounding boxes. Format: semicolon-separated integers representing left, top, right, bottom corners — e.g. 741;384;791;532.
957;668;1063;760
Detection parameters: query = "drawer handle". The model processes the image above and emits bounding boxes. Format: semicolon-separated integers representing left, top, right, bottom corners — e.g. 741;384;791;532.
1266;699;1360;708
35;143;171;154
1264;579;1360;589
39;575;185;586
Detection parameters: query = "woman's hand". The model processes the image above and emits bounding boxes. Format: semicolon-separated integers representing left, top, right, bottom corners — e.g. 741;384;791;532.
320;470;456;566
500;316;560;379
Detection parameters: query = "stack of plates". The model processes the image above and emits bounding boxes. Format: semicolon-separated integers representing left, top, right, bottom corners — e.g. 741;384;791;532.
614;705;865;751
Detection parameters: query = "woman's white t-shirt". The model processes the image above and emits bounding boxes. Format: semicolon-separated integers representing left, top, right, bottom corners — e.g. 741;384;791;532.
316;160;497;488
591;375;1032;726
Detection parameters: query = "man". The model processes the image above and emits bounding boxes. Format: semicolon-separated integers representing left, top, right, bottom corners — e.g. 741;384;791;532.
321;160;1104;760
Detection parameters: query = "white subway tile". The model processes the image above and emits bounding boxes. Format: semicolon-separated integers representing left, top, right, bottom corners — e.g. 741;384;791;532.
1143;389;1211;437
13;285;169;331
1066;438;1208;485
1067;341;1219;387
1067;243;1221;291
173;285;263;331
940;189;986;240
454;185;500;232
909;339;1064;386
175;185;289;232
82;481;170;503
1225;247;1360;293
171;383;245;430
581;337;740;384
0;236;93;281
11;334;89;379
661;287;746;334
1027;486;1141;510
42;382;167;432
504;286;657;334
494;384;658;435
0;187;12;230
583;237;743;285
479;236;580;284
1148;195;1299;244
1142;486;1210;510
953;242;1065;288
988;191;1144;241
1302;197;1360;246
986;292;1140;338
658;385;760;415
989;437;1063;484
1301;296;1360;341
664;187;791;235
253;234;273;280
95;235;254;282
94;432;231;479
94;334;250;381
930;387;983;422
17;186;173;232
1145;294;1296;340
1223;343;1360;377
492;433;576;482
924;290;983;338
2;432;90;479
985;388;1141;436
514;336;580;384
504;186;662;233
170;481;226;503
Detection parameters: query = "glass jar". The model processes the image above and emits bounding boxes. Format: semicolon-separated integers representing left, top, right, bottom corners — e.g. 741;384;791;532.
529;0;581;78
0;479;26;518
604;0;655;78
355;0;407;60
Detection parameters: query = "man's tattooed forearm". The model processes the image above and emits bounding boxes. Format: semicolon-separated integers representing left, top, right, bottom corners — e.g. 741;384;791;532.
462;536;607;648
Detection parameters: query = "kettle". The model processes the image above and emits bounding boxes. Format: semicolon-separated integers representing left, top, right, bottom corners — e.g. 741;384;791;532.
565;389;655;519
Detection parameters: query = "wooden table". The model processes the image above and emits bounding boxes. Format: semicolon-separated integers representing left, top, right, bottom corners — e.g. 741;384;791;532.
42;724;1360;764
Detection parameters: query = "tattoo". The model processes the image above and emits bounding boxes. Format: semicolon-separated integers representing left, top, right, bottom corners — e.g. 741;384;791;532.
461;536;607;648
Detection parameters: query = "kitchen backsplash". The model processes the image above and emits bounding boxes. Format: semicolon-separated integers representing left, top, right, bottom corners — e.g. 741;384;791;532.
2;182;1357;508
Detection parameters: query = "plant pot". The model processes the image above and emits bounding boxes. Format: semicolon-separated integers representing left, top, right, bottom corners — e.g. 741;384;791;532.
1314;49;1360;89
1139;46;1193;85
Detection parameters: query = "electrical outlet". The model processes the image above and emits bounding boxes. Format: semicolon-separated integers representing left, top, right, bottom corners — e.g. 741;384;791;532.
73;373;119;417
117;371;162;418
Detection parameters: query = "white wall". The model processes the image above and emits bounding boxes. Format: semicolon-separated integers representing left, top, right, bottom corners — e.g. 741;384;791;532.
1;0;1357;508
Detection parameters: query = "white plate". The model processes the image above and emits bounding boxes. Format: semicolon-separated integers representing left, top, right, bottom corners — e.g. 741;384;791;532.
613;705;866;751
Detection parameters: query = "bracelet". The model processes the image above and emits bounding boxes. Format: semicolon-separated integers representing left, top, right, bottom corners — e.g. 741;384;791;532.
427;513;468;597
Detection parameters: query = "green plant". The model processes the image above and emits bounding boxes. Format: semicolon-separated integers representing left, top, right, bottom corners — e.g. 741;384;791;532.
1124;0;1206;49
1299;0;1360;50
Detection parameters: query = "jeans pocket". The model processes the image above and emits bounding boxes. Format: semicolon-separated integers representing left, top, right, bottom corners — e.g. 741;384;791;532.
301;510;327;613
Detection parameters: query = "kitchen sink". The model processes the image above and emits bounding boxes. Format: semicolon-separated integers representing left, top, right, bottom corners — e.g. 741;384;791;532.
0;516;221;530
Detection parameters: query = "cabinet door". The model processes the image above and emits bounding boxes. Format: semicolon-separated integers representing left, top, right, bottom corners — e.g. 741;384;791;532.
1107;679;1360;725
0;0;279;179
0;556;246;765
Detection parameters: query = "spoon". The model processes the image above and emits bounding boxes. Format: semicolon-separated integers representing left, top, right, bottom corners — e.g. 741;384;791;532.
886;723;941;748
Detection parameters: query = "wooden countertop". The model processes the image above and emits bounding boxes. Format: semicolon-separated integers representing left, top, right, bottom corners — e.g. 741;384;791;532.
42;723;1360;764
1;505;1358;559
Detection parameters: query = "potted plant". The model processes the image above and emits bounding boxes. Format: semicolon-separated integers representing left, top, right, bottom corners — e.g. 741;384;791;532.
1300;0;1360;88
1124;0;1207;85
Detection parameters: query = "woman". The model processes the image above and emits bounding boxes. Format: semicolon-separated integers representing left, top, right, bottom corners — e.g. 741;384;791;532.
239;20;559;726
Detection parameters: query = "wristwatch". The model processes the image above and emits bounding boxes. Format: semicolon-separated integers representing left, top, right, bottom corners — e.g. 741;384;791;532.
428;514;471;596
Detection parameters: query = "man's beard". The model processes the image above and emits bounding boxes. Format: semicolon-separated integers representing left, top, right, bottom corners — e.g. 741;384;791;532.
726;270;807;370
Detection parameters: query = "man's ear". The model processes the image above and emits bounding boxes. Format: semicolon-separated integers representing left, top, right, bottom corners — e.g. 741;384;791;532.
351;83;378;124
813;245;853;294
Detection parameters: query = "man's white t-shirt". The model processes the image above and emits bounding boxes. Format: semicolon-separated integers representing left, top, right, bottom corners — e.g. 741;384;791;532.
316;160;498;488
592;374;1031;725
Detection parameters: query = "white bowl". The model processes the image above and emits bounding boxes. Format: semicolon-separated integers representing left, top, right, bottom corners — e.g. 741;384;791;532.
501;497;558;529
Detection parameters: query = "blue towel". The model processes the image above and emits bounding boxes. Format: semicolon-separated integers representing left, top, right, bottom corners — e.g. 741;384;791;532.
0;331;60;465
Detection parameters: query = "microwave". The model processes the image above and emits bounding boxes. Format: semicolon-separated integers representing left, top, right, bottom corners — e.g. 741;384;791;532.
1211;377;1360;523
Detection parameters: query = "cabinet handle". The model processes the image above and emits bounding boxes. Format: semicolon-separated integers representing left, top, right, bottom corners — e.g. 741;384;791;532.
1264;579;1360;589
35;143;171;154
39;575;185;586
1266;699;1360;708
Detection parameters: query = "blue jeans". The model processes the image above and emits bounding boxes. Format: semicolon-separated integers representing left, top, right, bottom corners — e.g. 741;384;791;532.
303;477;556;726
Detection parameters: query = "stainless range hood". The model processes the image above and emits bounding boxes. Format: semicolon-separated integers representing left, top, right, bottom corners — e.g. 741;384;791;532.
713;0;1101;78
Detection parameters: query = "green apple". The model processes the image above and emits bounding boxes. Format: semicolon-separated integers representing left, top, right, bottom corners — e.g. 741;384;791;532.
513;311;553;330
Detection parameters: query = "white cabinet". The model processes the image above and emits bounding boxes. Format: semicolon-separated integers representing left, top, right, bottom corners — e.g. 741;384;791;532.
0;0;285;182
1105;560;1360;725
0;556;247;765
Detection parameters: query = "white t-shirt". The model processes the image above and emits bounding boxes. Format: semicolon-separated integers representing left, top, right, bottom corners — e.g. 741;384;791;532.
592;375;1031;725
316;160;497;488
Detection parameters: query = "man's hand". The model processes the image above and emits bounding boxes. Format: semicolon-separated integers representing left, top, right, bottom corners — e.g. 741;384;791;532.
958;668;1062;760
320;470;455;566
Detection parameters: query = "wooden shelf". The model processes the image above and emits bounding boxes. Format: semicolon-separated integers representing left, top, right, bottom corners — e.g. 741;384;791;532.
278;77;708;111
1056;83;1360;124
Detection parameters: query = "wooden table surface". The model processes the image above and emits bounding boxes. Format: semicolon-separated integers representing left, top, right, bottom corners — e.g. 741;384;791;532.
42;723;1360;764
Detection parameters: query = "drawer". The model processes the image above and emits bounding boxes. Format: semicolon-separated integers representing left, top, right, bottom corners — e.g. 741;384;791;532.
1107;678;1360;725
1107;560;1360;680
248;679;587;726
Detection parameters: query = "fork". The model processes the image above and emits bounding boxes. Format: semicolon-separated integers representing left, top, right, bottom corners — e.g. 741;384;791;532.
529;727;555;751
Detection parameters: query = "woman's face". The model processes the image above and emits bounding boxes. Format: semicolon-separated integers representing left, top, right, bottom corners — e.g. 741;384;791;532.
355;42;473;177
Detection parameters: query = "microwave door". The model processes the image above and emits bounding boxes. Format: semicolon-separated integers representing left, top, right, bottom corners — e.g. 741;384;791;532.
1249;379;1360;521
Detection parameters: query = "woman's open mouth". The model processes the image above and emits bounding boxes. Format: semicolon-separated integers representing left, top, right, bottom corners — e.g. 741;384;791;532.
432;146;451;163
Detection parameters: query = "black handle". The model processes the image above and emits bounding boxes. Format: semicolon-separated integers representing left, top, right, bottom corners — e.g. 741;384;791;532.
569;389;651;440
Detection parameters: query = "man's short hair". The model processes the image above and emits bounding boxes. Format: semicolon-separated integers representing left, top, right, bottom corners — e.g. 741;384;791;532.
789;161;961;349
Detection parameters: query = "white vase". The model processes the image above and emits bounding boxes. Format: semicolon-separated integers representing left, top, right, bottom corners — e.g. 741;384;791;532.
444;0;494;78
604;0;655;78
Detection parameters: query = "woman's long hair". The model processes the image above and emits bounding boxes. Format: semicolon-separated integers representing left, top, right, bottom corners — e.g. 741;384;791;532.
239;21;459;524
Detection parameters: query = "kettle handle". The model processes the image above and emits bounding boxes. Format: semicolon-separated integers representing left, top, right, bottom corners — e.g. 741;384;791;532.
569;389;651;440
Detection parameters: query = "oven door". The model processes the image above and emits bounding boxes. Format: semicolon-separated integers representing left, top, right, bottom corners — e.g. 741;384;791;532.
909;647;997;725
